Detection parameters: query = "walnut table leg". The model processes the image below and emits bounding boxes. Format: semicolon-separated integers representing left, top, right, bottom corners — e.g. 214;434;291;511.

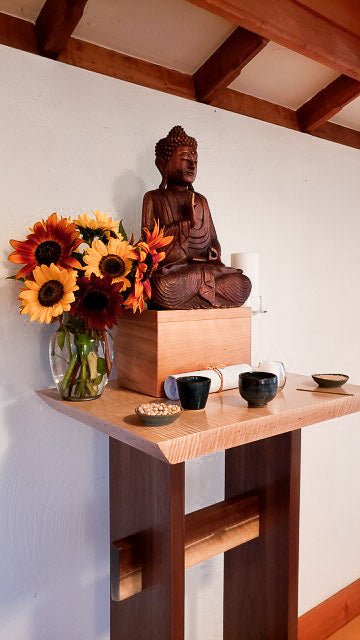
110;439;185;640
224;430;301;640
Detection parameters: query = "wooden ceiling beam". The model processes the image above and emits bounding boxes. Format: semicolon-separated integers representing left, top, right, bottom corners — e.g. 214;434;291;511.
0;12;37;53
310;122;360;151
35;0;89;59
59;39;196;100
211;88;300;131
193;26;268;103
0;11;360;151
187;0;360;81
297;75;360;132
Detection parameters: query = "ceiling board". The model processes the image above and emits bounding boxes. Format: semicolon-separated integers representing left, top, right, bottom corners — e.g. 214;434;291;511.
0;0;42;21
230;42;339;109
331;97;360;132
73;0;235;74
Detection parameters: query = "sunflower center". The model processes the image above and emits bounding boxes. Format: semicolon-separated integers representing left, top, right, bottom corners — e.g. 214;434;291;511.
35;240;62;266
99;254;125;277
38;280;64;307
83;291;109;312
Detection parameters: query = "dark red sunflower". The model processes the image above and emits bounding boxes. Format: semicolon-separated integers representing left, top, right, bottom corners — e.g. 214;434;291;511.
70;273;123;331
8;212;82;279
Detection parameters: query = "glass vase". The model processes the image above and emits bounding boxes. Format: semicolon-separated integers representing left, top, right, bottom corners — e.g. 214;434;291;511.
49;326;113;401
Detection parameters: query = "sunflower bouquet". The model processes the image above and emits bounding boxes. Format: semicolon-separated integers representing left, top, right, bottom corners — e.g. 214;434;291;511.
8;211;172;400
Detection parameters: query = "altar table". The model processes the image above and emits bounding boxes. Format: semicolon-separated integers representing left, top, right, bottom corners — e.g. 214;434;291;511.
39;373;360;640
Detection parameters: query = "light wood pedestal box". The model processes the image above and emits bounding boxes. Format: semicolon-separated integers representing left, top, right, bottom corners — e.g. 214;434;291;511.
116;307;251;397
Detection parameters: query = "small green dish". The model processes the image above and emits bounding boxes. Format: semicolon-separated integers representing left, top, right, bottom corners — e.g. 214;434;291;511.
135;406;181;426
311;373;349;388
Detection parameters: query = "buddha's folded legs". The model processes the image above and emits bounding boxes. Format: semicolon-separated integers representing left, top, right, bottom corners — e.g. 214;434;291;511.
150;265;251;310
214;272;252;308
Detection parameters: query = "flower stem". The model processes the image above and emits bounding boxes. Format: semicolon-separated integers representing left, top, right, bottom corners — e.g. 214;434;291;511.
60;352;78;397
78;357;88;399
103;331;112;376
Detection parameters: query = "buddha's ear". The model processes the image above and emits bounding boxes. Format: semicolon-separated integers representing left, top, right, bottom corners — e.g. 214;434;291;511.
156;158;167;188
155;157;166;177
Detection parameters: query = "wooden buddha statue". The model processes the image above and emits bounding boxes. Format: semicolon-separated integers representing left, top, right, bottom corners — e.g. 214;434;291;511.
142;125;251;310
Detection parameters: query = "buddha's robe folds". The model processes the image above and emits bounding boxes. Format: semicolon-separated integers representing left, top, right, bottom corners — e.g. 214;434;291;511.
142;189;251;310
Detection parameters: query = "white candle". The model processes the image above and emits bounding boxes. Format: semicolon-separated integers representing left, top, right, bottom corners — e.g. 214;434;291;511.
231;252;260;301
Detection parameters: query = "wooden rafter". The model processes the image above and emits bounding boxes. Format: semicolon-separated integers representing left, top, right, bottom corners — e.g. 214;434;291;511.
311;122;360;151
187;0;360;81
60;39;196;100
193;26;268;103
211;88;300;131
297;75;360;132
0;12;37;53
35;0;89;59
0;11;360;151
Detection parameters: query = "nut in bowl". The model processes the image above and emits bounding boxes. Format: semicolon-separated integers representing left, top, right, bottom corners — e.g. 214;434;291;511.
135;402;181;426
312;373;349;388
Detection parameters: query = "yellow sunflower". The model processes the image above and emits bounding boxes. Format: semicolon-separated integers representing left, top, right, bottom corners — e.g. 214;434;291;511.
83;238;137;291
75;210;120;234
19;263;78;324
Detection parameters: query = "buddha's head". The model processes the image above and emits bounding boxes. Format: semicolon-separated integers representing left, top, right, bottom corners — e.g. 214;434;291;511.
155;125;198;189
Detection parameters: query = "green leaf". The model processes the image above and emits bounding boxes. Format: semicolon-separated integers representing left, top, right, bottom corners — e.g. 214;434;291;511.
118;219;128;241
6;275;25;282
97;357;106;375
94;373;103;385
57;330;66;351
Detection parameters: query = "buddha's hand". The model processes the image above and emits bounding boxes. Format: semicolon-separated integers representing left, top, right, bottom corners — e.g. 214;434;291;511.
184;191;197;229
208;247;220;262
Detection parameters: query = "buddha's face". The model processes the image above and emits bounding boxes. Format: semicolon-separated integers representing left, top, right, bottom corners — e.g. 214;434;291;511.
166;145;198;186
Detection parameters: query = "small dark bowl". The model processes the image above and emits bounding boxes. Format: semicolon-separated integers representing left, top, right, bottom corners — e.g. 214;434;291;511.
239;371;278;408
135;406;181;426
176;376;211;410
312;374;349;388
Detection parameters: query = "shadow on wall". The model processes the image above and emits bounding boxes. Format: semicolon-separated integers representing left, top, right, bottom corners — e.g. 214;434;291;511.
0;281;110;640
112;171;146;238
112;141;159;235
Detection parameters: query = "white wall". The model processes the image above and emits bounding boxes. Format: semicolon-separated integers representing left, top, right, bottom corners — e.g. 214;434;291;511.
1;44;360;640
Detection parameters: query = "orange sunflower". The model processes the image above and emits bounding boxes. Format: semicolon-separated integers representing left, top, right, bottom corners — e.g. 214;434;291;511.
8;212;82;280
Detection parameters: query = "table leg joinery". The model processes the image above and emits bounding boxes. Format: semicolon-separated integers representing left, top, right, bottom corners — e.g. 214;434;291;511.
110;430;300;639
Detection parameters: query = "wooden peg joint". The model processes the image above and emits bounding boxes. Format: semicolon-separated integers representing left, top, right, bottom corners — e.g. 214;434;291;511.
111;493;259;601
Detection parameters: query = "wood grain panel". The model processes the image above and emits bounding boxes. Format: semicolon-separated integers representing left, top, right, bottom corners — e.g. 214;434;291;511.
110;439;185;639
117;307;251;397
38;374;360;464
59;38;196;100
36;0;88;58
224;430;301;639
187;0;360;80
298;577;360;640
194;26;267;103
298;75;360;131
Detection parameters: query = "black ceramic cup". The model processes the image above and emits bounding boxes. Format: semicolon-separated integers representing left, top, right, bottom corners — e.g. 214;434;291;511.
176;376;211;410
239;371;278;408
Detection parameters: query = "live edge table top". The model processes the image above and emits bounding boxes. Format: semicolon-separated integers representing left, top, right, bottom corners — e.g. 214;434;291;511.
38;374;360;465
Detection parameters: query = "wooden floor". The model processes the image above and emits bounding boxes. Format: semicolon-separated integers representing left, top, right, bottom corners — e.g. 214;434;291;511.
328;615;360;639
